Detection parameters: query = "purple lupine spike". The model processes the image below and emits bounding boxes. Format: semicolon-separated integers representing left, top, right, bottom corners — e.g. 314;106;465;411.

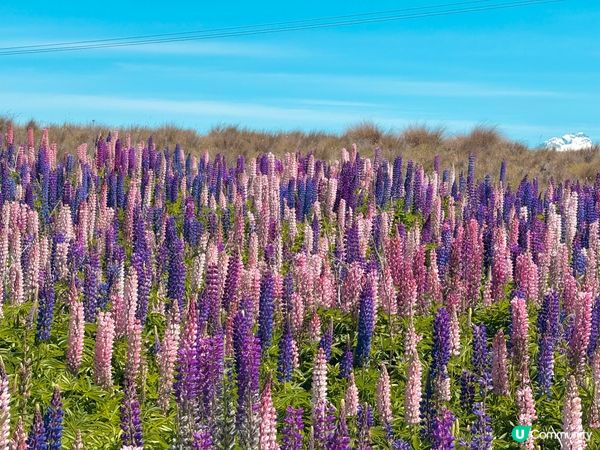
257;270;275;351
588;295;600;358
356;403;374;450
468;402;492;450
319;318;333;361
44;387;63;450
120;381;144;448
133;215;151;325
339;343;354;379
168;235;186;312
203;257;222;334
192;429;214;449
27;405;47;450
278;320;295;382
472;324;491;393
313;400;335;448
83;249;100;323
36;275;55;342
175;303;199;414
198;333;225;418
431;408;455;450
355;275;376;367
282;406;304;450
235;332;261;426
222;249;242;312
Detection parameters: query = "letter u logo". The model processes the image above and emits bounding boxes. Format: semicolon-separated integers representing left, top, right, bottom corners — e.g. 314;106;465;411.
512;425;531;443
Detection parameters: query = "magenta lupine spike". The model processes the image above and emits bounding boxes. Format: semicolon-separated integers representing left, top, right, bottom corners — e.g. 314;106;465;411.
376;364;392;426
570;292;593;379
259;378;279;450
94;311;115;388
66;279;85;374
561;376;586;450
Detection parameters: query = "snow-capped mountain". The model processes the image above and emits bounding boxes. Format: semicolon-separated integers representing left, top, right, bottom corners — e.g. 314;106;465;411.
544;132;593;151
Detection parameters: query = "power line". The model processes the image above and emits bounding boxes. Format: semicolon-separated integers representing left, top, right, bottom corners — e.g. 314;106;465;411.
0;0;562;56
0;1;503;50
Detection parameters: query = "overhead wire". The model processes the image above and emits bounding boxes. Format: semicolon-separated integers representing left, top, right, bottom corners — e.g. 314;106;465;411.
0;0;563;56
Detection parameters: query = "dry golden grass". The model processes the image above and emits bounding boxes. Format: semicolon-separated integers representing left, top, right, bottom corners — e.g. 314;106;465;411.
1;117;598;185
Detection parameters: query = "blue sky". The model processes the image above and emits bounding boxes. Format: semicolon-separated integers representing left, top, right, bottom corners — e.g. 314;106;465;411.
0;0;598;146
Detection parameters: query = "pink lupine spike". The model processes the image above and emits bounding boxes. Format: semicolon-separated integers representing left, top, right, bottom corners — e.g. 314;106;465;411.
66;279;85;374
376;365;392;425
345;372;359;417
312;347;328;407
492;330;509;396
404;324;422;426
259;377;279;450
516;383;537;449
308;312;321;343
511;296;531;384
561;376;585;450
0;358;10;449
589;345;600;428
94;311;115;388
570;292;592;380
515;252;539;304
11;416;27;450
125;319;143;383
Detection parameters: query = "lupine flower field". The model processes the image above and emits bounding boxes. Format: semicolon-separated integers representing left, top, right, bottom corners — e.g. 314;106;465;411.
0;122;599;449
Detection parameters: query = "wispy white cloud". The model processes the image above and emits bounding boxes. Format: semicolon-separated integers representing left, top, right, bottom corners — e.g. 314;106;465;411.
106;64;569;99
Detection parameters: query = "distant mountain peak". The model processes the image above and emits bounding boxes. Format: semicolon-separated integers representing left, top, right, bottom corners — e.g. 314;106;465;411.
545;132;593;151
